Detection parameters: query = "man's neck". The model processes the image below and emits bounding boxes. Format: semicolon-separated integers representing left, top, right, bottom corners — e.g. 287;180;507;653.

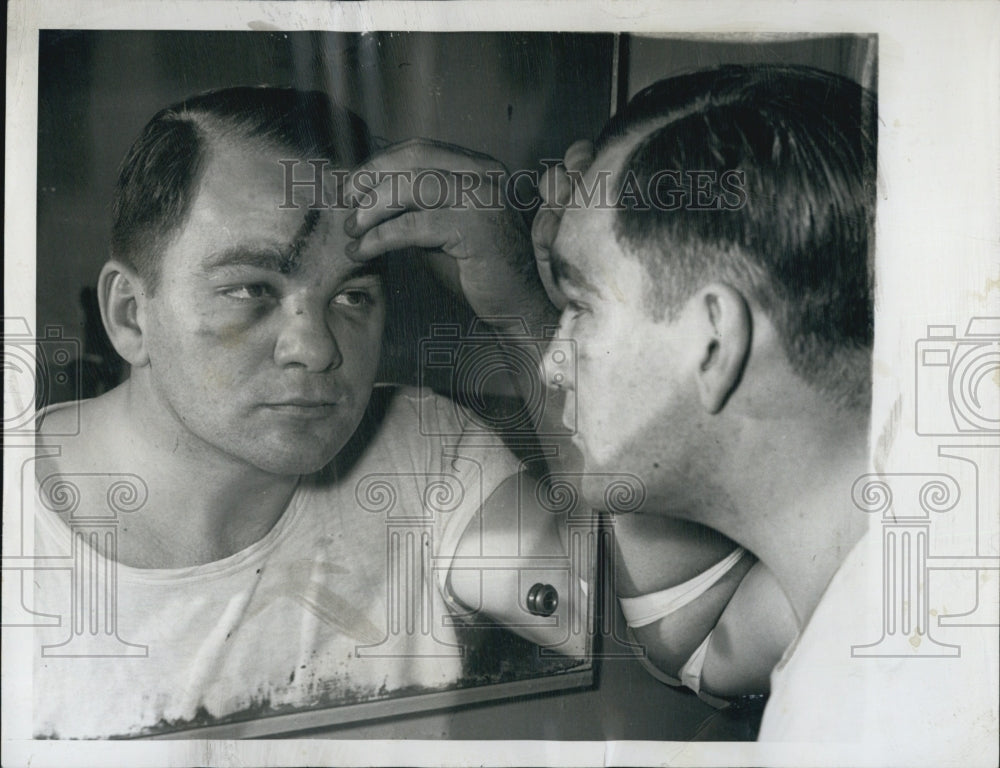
64;383;300;568
707;406;871;628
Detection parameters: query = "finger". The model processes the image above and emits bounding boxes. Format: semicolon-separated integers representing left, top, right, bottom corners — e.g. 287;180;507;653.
538;164;574;207
563;140;595;174
346;171;422;237
531;210;568;311
383;137;501;170
347;168;493;237
531;208;568;309
347;210;453;261
531;207;561;265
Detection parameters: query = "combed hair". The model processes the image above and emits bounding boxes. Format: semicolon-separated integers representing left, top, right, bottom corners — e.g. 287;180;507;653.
597;65;877;408
111;86;372;290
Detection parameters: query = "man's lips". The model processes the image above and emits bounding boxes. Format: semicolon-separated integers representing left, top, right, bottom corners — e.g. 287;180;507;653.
261;399;341;417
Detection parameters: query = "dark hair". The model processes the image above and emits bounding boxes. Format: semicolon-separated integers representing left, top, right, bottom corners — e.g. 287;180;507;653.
598;64;877;407
111;86;372;290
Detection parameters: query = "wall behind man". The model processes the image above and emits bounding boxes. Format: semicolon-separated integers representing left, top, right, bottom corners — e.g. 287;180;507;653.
627;33;877;98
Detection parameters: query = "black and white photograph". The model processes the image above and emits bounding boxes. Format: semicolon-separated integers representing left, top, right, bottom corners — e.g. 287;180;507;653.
3;1;998;766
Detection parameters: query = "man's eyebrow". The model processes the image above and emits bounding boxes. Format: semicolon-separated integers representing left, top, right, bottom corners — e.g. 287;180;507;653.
549;244;601;297
199;246;289;275
200;209;323;276
340;260;384;282
196;250;383;286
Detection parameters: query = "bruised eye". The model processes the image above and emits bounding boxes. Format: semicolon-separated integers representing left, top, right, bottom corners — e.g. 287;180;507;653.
331;289;376;308
221;284;275;300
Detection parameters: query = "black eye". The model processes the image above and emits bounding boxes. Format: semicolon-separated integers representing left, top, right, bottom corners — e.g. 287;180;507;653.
223;284;273;300
332;289;374;308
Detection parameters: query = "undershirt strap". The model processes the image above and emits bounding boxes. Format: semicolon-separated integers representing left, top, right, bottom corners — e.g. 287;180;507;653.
618;547;747;628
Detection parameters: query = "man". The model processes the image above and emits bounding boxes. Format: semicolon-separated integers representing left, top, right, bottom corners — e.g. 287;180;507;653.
530;63;876;729
30;86;576;738
345;128;805;708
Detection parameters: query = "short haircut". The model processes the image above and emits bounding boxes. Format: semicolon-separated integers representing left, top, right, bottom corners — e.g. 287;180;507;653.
111;86;373;291
597;64;877;408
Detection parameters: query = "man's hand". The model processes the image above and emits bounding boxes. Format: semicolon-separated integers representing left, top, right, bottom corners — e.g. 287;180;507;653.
531;139;594;311
344;139;554;334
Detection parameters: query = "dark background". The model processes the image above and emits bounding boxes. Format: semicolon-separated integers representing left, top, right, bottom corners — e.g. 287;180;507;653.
35;30;874;739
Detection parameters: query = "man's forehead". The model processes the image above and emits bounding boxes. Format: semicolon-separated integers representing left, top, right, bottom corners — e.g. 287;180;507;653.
574;129;647;198
555;125;666;269
553;130;660;299
203;139;345;207
553;204;623;297
556;133;641;260
187;181;348;248
179;142;357;277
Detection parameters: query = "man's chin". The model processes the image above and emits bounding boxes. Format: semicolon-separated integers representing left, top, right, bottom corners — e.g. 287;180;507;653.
251;450;337;477
243;434;347;477
248;407;366;475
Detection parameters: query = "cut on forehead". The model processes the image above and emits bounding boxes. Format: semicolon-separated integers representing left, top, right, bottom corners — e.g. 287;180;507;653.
196;236;386;287
111;86;374;292
201;207;321;276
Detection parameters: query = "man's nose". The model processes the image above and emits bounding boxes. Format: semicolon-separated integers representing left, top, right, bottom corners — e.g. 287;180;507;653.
273;304;343;372
540;338;575;391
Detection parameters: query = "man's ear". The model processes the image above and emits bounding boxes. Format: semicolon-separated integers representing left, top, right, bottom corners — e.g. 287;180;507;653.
98;260;150;367
690;283;751;414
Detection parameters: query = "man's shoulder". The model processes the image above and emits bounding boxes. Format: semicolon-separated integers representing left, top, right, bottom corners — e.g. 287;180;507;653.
35;393;120;475
375;386;517;458
387;385;461;419
760;528;998;762
311;386;459;482
36;396;95;441
362;385;467;443
313;385;519;491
